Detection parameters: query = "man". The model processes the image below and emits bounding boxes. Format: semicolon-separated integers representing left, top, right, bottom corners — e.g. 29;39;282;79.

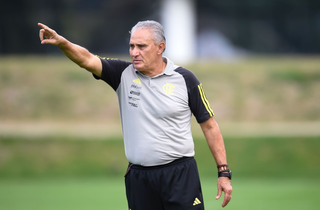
38;20;232;209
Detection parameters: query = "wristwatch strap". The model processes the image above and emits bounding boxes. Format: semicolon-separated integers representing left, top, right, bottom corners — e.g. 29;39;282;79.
218;170;232;180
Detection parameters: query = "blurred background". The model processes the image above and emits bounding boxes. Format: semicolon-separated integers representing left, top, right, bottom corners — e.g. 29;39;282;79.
1;0;320;210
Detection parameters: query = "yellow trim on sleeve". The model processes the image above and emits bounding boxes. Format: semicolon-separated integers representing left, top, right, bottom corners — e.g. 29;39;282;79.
198;83;214;117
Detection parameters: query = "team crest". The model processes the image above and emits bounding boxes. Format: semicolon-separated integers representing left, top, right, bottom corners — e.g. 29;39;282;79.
163;83;176;95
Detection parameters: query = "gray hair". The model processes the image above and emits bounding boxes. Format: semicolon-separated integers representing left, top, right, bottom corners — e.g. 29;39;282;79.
130;20;166;52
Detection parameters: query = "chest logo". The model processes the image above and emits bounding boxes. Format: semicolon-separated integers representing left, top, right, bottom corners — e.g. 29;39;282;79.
133;78;141;84
163;83;176;95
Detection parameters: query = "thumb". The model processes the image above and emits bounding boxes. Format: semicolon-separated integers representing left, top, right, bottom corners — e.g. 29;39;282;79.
216;187;222;200
41;39;53;45
40;36;60;45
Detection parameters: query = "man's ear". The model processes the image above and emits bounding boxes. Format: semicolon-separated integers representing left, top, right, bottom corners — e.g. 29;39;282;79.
158;42;166;55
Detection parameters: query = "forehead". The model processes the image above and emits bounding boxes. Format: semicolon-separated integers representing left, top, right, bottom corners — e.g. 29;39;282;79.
130;29;153;43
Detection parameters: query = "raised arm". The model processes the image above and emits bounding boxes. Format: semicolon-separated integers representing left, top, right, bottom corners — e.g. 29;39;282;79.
200;117;233;207
38;23;102;77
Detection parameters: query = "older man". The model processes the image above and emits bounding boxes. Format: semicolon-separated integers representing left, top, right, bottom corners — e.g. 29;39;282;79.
38;20;232;210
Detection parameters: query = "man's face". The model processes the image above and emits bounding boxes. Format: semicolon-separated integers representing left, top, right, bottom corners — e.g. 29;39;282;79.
129;29;161;72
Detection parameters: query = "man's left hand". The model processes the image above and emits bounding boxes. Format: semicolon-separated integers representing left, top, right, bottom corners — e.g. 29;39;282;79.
216;177;233;207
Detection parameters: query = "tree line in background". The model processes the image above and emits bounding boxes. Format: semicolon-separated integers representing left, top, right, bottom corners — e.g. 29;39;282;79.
0;0;319;55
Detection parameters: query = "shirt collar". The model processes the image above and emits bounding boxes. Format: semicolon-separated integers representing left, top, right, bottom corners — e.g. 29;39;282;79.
133;57;178;77
162;57;176;76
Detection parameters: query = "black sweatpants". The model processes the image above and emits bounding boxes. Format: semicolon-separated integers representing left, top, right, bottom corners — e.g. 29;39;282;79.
124;157;205;210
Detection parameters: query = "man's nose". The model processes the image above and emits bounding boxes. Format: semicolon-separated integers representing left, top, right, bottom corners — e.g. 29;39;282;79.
131;47;140;57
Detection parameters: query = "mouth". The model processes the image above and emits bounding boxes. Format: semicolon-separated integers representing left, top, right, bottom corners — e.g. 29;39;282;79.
133;59;142;64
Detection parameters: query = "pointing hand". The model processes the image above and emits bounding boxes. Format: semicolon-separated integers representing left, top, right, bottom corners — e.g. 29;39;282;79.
38;23;62;45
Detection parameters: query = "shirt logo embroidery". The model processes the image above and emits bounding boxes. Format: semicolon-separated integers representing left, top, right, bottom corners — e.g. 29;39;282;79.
163;83;176;95
133;78;141;84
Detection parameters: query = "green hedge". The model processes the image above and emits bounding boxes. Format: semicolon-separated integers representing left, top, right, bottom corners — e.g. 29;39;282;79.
0;136;319;179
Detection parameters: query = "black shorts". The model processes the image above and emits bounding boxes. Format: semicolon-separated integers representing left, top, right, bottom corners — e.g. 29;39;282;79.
124;157;205;210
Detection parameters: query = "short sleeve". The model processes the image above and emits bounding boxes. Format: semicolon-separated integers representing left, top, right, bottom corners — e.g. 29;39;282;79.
93;57;131;91
174;67;214;123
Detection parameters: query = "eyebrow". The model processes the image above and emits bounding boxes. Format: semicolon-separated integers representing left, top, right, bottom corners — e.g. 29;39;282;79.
130;43;147;47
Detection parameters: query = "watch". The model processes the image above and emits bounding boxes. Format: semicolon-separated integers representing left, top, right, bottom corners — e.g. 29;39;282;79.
218;170;232;180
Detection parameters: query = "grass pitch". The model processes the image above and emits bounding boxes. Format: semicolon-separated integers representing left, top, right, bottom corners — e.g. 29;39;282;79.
0;136;319;209
0;177;318;210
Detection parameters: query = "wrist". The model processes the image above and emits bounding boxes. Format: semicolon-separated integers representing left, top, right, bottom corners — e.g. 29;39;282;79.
217;164;232;180
217;164;229;172
57;36;68;48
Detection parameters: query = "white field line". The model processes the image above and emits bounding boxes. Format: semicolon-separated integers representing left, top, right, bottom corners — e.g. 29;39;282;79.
1;121;320;139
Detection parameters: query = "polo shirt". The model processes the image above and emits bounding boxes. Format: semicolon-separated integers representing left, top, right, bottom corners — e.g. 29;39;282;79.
94;57;214;166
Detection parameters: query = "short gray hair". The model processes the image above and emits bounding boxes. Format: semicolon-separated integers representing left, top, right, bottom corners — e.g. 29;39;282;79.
130;20;166;50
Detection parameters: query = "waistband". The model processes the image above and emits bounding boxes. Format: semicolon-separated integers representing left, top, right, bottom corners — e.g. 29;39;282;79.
129;156;194;170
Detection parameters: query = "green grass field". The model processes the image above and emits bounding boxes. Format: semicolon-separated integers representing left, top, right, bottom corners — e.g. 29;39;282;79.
0;177;319;210
0;136;319;209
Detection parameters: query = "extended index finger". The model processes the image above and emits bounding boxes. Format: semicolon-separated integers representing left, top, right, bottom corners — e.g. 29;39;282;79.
38;23;49;30
38;23;55;42
38;23;47;42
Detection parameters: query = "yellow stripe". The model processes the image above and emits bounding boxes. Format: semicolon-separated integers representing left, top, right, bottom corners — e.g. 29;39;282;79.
198;84;214;117
193;197;201;205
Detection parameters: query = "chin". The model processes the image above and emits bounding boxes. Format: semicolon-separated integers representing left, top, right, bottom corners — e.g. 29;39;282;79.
133;64;144;70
